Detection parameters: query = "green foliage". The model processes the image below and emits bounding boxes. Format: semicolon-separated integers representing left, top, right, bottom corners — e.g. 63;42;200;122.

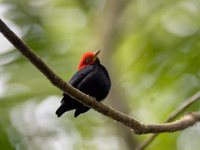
0;0;200;149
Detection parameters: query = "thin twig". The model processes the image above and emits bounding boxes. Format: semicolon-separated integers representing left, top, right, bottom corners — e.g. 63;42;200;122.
1;18;200;134
167;92;200;122
137;92;200;150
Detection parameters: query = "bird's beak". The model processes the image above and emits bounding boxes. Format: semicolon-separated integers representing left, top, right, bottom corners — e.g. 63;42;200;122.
93;50;101;61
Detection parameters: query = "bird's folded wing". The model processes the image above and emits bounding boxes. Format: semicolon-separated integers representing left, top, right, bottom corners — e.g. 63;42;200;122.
69;65;94;87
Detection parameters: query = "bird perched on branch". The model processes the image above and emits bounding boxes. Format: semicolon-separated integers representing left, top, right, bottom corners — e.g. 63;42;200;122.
56;50;111;117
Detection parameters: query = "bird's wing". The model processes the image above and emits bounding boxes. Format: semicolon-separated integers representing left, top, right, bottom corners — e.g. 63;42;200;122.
76;69;97;90
61;65;94;103
68;65;94;87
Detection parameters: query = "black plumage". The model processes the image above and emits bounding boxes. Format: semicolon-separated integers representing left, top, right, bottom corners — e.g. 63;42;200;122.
56;57;111;118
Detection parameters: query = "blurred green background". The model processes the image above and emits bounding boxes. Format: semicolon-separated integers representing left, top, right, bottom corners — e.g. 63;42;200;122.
0;0;200;150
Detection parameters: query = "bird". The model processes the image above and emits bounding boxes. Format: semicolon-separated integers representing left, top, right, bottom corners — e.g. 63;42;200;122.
56;50;111;118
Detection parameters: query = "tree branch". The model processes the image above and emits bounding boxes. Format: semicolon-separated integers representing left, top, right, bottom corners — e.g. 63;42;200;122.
137;91;200;150
1;18;200;134
167;92;200;122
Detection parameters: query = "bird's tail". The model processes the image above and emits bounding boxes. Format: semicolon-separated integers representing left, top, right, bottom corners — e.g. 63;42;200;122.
56;103;66;117
56;96;77;117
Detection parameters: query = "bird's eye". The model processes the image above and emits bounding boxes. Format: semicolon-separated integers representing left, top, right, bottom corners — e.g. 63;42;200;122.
85;58;91;63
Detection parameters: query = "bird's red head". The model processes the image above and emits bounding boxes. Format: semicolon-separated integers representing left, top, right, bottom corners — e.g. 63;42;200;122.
78;50;101;71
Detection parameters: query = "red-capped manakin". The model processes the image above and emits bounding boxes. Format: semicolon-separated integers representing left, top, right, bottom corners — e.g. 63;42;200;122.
56;50;111;117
